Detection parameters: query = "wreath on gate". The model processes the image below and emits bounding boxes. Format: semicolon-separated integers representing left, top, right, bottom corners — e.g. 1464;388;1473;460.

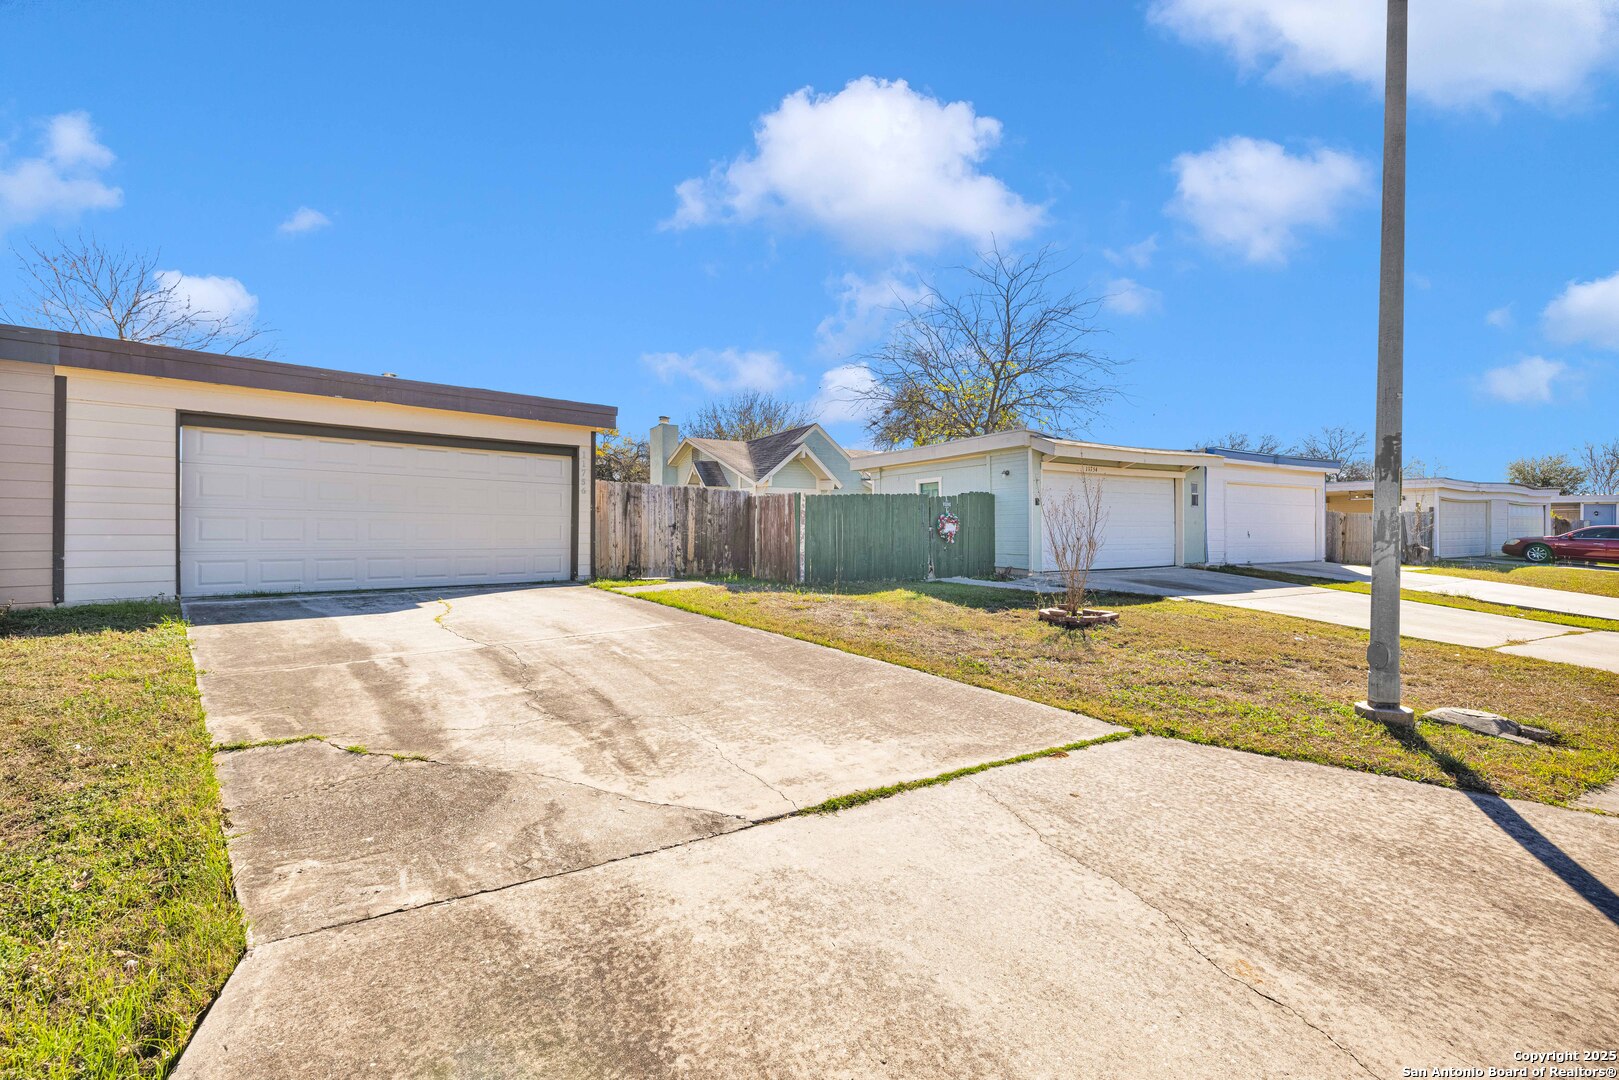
936;511;960;544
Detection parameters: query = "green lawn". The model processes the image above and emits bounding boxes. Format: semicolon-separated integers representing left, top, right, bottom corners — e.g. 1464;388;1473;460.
1413;561;1619;599
614;580;1619;808
1;602;244;1079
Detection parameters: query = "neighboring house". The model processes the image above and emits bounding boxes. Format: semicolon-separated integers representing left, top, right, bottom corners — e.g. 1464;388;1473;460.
0;323;614;606
859;430;1338;573
647;418;867;493
1326;478;1559;558
1550;496;1619;529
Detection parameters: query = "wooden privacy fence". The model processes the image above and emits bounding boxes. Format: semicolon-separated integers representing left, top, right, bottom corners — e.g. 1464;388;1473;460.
1324;509;1434;565
594;482;793;580
593;482;996;583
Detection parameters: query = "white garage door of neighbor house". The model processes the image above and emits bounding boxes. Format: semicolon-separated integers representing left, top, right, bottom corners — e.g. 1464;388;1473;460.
1224;483;1317;564
180;426;573;597
1044;472;1177;569
1507;502;1547;538
1436;498;1488;558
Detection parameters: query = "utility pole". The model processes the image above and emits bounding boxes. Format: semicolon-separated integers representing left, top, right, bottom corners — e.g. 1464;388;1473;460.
1357;0;1415;730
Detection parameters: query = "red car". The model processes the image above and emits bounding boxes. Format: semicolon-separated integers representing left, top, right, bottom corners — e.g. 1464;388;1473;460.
1501;526;1619;564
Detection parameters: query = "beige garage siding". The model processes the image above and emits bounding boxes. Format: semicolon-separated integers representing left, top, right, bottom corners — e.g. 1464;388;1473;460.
61;369;594;604
0;359;55;607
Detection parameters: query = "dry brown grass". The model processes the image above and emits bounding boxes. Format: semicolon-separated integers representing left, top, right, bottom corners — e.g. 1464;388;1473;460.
632;581;1619;807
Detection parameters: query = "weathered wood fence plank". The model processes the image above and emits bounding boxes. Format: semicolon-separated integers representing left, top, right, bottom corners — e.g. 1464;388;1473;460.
593;483;995;583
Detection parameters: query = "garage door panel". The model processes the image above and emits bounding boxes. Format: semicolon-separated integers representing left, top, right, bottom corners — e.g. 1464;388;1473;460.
1507;503;1545;538
1436;499;1488;557
1225;483;1317;564
180;426;573;597
1043;472;1177;570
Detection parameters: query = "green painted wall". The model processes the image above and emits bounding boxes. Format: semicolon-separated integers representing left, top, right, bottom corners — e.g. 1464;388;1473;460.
872;453;1029;570
1183;466;1207;564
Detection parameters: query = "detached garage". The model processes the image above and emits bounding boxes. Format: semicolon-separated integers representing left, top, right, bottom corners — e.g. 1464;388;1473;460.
1326;478;1558;559
0;324;614;606
858;431;1336;574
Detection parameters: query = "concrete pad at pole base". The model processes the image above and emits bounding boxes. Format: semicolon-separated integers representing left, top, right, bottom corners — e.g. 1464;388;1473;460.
1355;701;1416;729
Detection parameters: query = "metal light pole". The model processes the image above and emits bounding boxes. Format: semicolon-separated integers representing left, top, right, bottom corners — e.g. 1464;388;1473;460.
1357;0;1415;729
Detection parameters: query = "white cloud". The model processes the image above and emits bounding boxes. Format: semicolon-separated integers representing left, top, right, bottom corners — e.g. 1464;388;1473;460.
0;111;122;229
278;206;331;235
1148;0;1619;109
1480;355;1569;404
1485;304;1514;329
1103;235;1159;269
663;77;1044;254
154;270;259;325
643;348;799;394
813;363;879;425
815;270;926;359
1167;136;1370;264
1101;277;1163;316
1543;270;1619;350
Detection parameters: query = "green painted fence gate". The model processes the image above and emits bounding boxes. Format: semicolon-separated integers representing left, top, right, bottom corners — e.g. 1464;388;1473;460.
801;491;994;584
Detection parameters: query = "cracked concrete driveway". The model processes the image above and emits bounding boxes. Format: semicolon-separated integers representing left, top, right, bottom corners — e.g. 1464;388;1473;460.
177;584;1619;1078
185;584;1122;941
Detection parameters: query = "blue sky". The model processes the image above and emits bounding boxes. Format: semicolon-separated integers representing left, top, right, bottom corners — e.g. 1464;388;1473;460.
3;0;1617;476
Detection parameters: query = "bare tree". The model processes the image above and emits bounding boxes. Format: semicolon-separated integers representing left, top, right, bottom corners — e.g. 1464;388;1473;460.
5;234;270;355
1203;431;1283;454
684;390;815;442
594;429;649;482
1042;470;1109;616
856;244;1119;448
1291;425;1370;481
1577;439;1619;494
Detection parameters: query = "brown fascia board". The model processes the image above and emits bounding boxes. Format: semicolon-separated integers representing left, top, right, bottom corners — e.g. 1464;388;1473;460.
0;323;617;430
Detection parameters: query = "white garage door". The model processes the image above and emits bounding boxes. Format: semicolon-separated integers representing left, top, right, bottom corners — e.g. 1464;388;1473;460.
180;425;573;597
1507;502;1546;539
1436;498;1488;557
1224;483;1318;564
1043;472;1176;569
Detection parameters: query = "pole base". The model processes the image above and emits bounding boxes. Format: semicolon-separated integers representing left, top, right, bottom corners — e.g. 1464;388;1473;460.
1355;700;1416;730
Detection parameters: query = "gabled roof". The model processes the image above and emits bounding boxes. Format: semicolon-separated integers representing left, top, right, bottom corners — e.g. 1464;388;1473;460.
691;460;729;486
673;423;833;482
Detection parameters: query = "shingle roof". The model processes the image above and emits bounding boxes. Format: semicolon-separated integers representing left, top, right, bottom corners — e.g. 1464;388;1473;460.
683;424;819;482
692;460;728;486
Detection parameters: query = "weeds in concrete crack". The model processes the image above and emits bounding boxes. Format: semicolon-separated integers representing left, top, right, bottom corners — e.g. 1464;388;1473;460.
970;780;1378;1079
214;733;325;752
798;731;1134;815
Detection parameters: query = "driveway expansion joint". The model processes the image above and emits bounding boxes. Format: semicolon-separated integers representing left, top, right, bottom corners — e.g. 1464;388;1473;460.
968;778;1379;1080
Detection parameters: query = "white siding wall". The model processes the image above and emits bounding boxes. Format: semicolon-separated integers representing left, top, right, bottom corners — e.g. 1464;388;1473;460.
59;369;595;603
0;359;56;607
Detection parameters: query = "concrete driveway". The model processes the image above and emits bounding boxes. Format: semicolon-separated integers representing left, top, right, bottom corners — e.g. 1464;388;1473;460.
176;584;1619;1077
177;734;1618;1079
952;566;1619;672
1261;561;1619;621
185;584;1122;941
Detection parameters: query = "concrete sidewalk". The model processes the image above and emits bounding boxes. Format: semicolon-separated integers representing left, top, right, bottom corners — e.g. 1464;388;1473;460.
175;736;1619;1079
946;566;1616;666
1259;561;1619;621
